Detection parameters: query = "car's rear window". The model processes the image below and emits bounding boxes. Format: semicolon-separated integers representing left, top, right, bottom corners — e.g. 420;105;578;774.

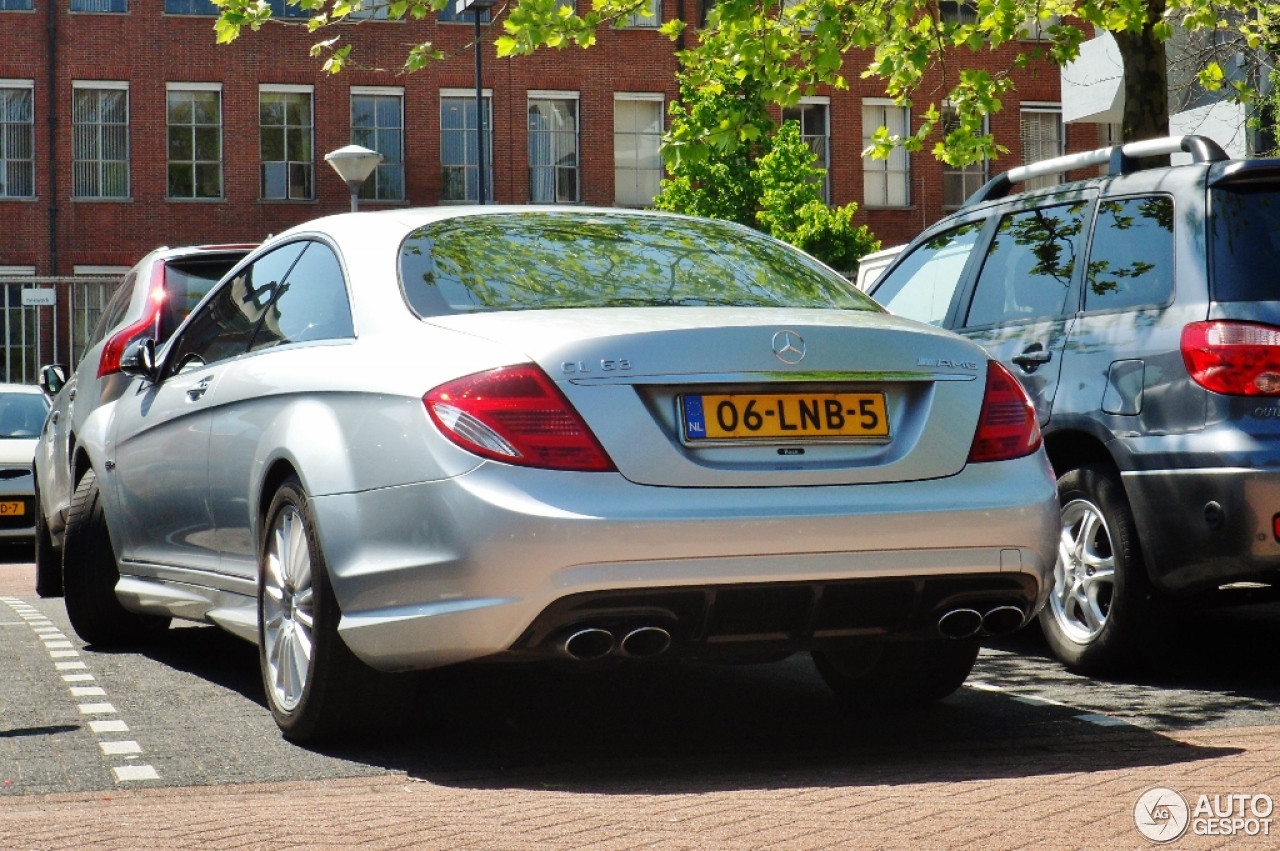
1210;187;1280;302
398;212;877;316
159;254;247;342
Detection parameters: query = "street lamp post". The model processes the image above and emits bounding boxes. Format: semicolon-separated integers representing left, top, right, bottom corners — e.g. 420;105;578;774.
324;144;383;212
456;0;499;205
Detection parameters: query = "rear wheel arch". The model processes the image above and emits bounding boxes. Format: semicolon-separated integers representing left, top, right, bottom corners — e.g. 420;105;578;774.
258;458;301;537
1042;429;1118;480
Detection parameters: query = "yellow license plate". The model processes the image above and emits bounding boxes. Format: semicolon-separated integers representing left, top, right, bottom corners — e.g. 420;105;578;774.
682;393;889;442
0;500;25;516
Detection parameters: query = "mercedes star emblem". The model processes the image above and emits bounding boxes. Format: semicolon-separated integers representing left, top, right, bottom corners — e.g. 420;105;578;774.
772;330;806;365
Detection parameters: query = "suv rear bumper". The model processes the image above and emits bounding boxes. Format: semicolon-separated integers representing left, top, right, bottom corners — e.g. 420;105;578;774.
1124;467;1280;593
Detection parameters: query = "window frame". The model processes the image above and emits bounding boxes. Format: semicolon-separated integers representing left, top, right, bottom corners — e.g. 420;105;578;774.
166;83;223;201
71;81;130;200
782;97;830;204
941;106;988;210
528;90;581;205
958;195;1094;331
1019;103;1065;191
1080;193;1177;317
0;80;34;199
350;86;405;202
616;0;660;27
258;84;314;202
861;99;910;209
440;88;493;204
70;0;127;12
613;92;664;209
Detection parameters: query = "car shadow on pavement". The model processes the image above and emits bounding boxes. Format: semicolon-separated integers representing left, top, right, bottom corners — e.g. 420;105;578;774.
324;656;1240;794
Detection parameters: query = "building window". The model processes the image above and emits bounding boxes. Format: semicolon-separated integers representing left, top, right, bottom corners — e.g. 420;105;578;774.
618;0;658;27
440;91;492;202
782;99;829;203
862;101;909;207
260;87;313;200
1097;121;1122;174
0;0;34;10
437;2;488;22
267;0;310;16
0;83;34;199
938;0;977;24
164;0;218;13
1020;105;1063;190
351;89;404;201
72;84;129;199
941;107;987;208
614;95;663;208
167;86;222;199
71;0;126;10
528;94;579;204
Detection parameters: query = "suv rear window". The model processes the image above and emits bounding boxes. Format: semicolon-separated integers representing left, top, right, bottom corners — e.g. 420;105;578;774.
159;253;247;342
1210;188;1280;302
398;212;876;316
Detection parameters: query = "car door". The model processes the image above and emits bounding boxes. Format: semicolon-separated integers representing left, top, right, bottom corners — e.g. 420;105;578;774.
108;243;306;573
205;240;356;581
954;197;1092;425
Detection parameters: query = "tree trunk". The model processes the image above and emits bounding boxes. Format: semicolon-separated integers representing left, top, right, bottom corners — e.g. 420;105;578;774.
1111;0;1170;143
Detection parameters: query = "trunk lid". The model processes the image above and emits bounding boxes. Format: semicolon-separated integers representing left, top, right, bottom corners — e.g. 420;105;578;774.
425;307;991;487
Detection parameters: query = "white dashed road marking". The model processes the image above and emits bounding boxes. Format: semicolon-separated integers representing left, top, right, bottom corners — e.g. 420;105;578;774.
2;597;161;784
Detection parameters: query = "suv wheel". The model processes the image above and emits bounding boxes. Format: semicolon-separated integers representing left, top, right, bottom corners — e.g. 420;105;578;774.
62;469;170;645
812;638;979;707
1040;464;1157;675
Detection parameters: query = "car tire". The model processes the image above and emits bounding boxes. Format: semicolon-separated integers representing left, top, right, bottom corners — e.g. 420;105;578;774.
258;476;389;744
812;638;979;707
34;472;62;598
62;469;170;645
1039;464;1158;676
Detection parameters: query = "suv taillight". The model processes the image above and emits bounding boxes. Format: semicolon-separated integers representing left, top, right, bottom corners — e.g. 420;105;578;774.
1181;321;1280;395
967;360;1042;464
424;365;616;472
98;262;166;378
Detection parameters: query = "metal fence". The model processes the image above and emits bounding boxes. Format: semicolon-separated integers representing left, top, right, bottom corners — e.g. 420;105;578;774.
0;276;124;384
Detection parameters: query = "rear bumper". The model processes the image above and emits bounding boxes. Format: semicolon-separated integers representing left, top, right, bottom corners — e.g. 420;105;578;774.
1124;466;1280;593
311;452;1058;672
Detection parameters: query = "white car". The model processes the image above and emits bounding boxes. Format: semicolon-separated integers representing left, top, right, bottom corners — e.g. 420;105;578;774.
0;384;51;542
58;207;1057;743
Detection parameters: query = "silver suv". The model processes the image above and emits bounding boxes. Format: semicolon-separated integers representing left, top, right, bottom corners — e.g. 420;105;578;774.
869;135;1280;675
35;244;253;597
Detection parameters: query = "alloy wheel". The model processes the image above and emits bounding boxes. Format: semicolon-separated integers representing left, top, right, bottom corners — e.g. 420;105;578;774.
1050;498;1116;644
262;505;315;712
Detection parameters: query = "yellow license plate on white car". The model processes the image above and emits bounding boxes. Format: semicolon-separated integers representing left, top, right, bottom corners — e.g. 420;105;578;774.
0;500;25;516
681;393;889;442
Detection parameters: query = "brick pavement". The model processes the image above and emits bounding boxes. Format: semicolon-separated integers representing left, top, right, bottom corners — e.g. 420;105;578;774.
3;562;1278;850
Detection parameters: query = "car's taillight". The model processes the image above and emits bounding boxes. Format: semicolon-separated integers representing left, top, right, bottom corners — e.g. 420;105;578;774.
424;364;616;472
967;360;1042;463
98;262;166;378
1181;321;1280;395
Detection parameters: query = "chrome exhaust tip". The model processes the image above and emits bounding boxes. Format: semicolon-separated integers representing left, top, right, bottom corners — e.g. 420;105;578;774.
560;628;615;661
982;605;1026;637
619;626;672;659
937;608;984;639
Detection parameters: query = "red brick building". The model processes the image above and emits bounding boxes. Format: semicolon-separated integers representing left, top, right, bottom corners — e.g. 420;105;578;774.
0;0;1085;376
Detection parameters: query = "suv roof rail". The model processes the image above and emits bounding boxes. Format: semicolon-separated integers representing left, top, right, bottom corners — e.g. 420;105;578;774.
963;134;1230;207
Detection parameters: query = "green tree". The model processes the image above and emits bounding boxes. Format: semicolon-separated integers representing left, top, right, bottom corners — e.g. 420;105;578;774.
753;122;879;271
214;0;1280;167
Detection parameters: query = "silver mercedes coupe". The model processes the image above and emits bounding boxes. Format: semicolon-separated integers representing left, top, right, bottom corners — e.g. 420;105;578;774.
55;207;1058;742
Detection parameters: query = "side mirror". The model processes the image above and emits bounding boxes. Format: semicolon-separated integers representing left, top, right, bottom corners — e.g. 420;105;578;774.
38;364;66;397
119;338;158;383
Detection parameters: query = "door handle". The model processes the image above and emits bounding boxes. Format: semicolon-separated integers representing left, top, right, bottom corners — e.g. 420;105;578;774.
1011;347;1053;372
186;377;212;401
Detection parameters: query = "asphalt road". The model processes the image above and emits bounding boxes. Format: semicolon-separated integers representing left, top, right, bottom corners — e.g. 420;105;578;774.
3;555;1280;799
